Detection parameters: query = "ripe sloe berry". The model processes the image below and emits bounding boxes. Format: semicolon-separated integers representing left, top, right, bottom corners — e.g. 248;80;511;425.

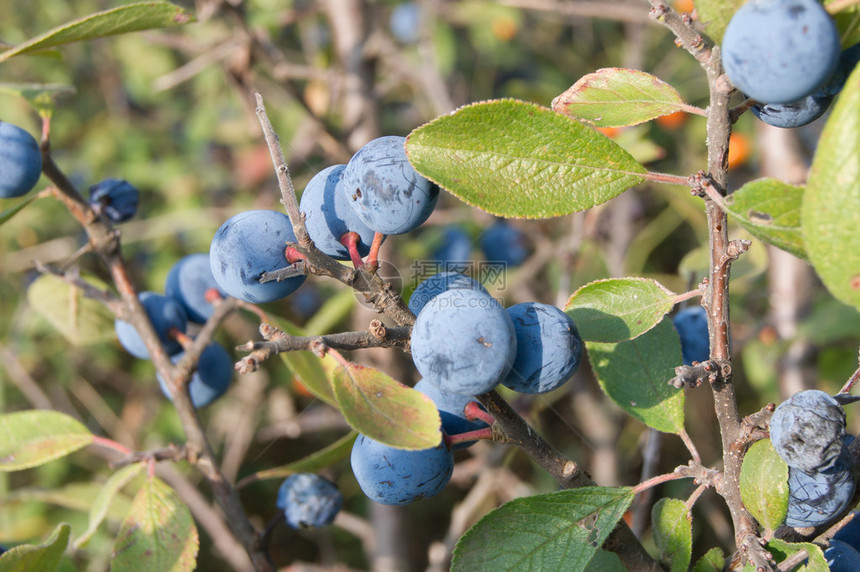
156;342;233;408
408;271;486;315
501;302;582;394
114;291;187;359
165;253;226;324
722;0;840;104
350;433;453;505
299;164;378;261
826;539;860;572
209;210;306;304
411;288;516;395
480;220;529;268
0;122;42;199
88;178;139;223
784;447;855;528
276;473;343;529
342;136;439;235
672;306;709;366
769;389;846;473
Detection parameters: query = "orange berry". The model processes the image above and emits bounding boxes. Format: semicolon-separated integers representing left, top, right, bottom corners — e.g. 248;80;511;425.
728;132;751;170
674;0;695;14
656;110;687;130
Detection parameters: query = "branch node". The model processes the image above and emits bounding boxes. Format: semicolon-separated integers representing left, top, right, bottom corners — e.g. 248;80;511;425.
368;319;386;339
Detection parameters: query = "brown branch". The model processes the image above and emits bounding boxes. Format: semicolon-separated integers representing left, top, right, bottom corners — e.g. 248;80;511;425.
39;127;276;572
235;323;413;373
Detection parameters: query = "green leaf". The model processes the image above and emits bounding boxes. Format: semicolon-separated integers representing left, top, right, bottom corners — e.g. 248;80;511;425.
0;2;195;64
451;487;634;571
6;482;131;517
802;64;860;310
112;476;198;572
332;362;442;450
724;178;806;260
739;439;789;532
0;197;36;227
275;319;337;407
587;318;685;434
237;431;357;486
303;288;356;335
27;273;116;345
584;550;626;572
761;539;827;571
0;83;76;116
551;68;694;127
564;277;677;343
406;99;647;219
651;498;692;572
692;547;725;572
694;0;744;43
827;0;860;48
0;522;70;572
0;410;93;472
75;463;145;548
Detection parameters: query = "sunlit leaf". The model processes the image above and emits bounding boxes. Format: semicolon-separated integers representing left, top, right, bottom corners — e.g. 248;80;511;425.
237;431;357;486
0;410;93;472
75;463;145;548
724;178;806;260
332;362;441;450
564;277;676;343
552;68;695;127
0;522;70;572
406;99;647;219
27;273;116;345
0;3;194;63
739;440;789;532
802;64;860;309
111;476;198;572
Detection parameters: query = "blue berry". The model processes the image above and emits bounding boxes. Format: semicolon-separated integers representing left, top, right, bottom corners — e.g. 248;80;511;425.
408;271;486;315
342;136;439;235
88;178;139;223
672;306;710;366
209;210;306;304
722;0;840;104
299;165;378;261
165;253;226;324
156;343;233;408
389;2;421;44
826;539;860;572
350;433;453;505
750;44;860;128
501;302;583;394
276;473;343;529
0;122;42;199
114;292;188;359
414;379;488;449
432;226;472;268
784;448;855;528
769;390;846;472
411;288;516;395
480;220;529;268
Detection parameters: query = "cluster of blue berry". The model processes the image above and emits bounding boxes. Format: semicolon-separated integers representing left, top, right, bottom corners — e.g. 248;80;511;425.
722;0;859;128
114;254;233;409
770;391;856;530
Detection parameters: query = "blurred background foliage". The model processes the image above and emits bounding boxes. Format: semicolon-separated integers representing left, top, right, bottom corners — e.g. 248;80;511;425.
1;0;858;570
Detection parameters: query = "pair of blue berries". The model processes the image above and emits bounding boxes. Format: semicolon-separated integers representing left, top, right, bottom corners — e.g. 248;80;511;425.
722;0;859;128
114;253;233;409
208;136;439;304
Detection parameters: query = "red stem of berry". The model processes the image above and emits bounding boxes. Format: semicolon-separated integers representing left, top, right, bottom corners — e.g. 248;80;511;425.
204;287;223;304
364;232;385;269
444;426;494;447
284;246;308;264
169;328;194;349
339;232;365;268
463;400;496;425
